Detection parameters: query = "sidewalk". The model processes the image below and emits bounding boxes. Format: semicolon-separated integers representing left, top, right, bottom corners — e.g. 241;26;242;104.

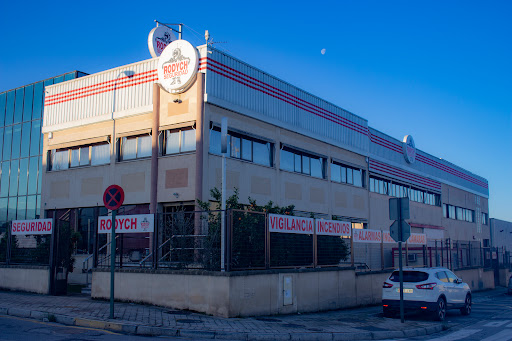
0;290;447;340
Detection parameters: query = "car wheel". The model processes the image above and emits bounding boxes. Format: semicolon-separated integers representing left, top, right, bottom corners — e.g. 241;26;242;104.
460;294;471;316
434;297;446;321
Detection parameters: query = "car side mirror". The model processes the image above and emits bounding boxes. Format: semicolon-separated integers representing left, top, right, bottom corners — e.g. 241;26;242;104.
456;278;462;284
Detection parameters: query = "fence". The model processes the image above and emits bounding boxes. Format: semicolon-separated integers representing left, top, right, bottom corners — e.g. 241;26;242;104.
0;226;51;266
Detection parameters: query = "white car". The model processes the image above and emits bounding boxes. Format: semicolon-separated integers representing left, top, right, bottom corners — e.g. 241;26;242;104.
382;267;471;321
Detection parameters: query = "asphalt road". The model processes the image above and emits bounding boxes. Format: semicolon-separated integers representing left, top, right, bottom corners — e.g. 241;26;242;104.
395;289;512;341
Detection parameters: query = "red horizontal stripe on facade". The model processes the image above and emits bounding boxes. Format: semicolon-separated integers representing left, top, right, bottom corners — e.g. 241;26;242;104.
371;163;441;191
370;160;442;191
45;69;157;102
201;58;369;135
201;62;368;136
45;71;157;106
45;76;158;107
370;134;402;153
370;159;442;189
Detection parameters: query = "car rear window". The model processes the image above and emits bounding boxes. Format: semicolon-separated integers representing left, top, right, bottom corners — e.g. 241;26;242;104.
389;271;429;282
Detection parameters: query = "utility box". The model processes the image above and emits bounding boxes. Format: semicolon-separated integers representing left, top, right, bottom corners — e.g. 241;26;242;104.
283;275;293;306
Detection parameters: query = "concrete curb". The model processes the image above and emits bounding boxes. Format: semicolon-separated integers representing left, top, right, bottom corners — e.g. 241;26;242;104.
0;305;449;340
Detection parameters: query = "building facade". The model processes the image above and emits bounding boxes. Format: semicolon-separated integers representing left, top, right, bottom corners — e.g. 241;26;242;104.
40;43;490;256
0;72;87;237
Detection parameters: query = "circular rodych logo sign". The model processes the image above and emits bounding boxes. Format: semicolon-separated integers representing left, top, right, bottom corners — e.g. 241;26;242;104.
148;26;176;58
402;135;416;164
157;39;198;94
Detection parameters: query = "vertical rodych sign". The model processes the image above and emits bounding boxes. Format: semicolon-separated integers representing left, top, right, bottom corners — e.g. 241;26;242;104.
157;40;199;94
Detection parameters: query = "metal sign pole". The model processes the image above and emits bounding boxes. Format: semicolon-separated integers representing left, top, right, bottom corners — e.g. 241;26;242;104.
110;209;116;319
398;203;405;324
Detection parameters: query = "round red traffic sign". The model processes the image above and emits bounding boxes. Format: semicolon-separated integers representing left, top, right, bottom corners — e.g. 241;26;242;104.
103;185;125;210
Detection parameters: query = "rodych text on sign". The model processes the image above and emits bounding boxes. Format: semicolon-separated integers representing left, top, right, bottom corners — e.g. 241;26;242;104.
98;214;154;234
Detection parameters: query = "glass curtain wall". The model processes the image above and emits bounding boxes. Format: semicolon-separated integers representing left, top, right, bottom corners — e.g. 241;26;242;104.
0;72;86;234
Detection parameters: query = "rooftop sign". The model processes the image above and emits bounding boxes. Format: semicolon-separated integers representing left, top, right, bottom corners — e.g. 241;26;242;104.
402;135;416;164
148;26;176;58
157;39;198;94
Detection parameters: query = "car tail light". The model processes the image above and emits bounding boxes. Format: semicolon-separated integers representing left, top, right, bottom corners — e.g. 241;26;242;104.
383;282;393;288
416;283;437;290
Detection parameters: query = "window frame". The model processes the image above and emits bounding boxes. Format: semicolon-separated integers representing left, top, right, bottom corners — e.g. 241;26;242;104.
119;133;152;161
162;127;196;156
280;144;325;179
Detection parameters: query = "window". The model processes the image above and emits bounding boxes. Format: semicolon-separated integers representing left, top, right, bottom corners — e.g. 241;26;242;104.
209;125;273;167
120;134;151;160
164;128;196;155
482;213;488;225
280;145;324;178
435;271;449;283
443;203;475;222
335;162;365;188
49;142;110;170
369;175;441;206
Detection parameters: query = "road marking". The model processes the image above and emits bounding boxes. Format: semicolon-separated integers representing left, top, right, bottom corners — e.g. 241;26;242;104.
481;330;512;341
484;320;511;327
425;329;481;341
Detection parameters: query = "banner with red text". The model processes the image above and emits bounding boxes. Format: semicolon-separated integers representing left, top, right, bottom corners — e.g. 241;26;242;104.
352;229;383;243
11;219;53;235
316;219;351;237
98;214;154;234
407;233;427;245
268;214;314;235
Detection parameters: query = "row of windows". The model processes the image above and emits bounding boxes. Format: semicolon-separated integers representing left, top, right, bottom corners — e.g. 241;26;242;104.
49;128;198;171
369;176;441;206
443;204;475;223
209;127;365;187
50;143;111;170
209;128;273;167
0;120;42;162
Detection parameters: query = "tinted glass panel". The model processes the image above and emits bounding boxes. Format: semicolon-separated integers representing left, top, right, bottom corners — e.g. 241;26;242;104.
27;157;38;195
32;82;44;120
7;197;17;221
353;169;362;187
0;93;6;126
9;159;19;196
253;141;271;167
20;122;31;158
435;271;449;283
331;163;341;182
230;136;240;158
54;75;64;84
280;149;294;172
17;196;26;220
294;153;301;172
30;120;41;156
241;138;252;161
0;162;10;197
302;156;310;175
64;73;76;81
14;88;24;124
122;137;136;160
390;271;429;282
181;129;195;152
91;144;110;165
5;91;15;126
26;195;36;220
346;168;353;184
341;166;347;183
0;198;7;223
36;194;41;218
209;129;221;154
10;124;21;159
18;158;28;196
70;148;80;167
37;158;42;195
137;135;152;157
0;129;3;161
80;147;89;166
165;131;180;154
311;158;323;178
22;84;34;122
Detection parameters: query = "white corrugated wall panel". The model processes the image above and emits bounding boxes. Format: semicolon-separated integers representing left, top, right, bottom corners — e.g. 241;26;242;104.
43;58;158;132
204;48;369;156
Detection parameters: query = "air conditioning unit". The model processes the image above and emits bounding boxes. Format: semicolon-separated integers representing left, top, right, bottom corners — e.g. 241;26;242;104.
408;254;417;262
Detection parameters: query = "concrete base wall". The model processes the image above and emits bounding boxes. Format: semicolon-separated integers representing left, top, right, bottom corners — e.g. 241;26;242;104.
0;266;50;294
91;267;495;318
498;268;510;287
456;268;495;291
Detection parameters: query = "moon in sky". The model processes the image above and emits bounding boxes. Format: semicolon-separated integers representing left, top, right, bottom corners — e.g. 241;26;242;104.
321;48;326;55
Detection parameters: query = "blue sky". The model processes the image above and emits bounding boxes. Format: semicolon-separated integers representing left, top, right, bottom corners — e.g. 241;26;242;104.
1;1;511;220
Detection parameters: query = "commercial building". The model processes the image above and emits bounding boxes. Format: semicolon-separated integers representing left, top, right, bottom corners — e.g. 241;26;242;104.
41;41;489;251
0;72;87;236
